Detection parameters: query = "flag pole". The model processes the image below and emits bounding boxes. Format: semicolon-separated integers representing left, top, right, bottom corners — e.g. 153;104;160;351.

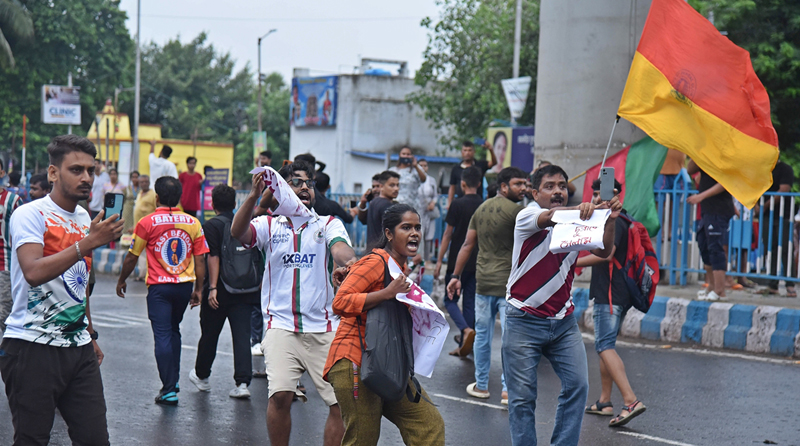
598;115;621;178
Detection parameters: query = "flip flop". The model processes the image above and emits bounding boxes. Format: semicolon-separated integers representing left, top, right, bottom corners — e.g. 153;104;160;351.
585;400;614;416
731;284;744;291
609;400;646;427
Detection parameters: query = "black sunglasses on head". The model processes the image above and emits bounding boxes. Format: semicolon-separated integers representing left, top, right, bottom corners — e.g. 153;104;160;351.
287;178;316;188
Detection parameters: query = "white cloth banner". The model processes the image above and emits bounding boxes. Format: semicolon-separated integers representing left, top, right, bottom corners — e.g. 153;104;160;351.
387;258;449;378
249;166;315;220
549;209;611;254
500;76;532;119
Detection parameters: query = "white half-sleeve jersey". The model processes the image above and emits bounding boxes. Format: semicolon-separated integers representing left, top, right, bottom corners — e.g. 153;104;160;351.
247;211;351;333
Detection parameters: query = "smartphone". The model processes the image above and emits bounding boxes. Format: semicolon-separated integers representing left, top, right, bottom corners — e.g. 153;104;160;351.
366;190;374;202
399;156;413;165
599;167;615;201
349;200;357;208
473;137;486;146
103;193;124;221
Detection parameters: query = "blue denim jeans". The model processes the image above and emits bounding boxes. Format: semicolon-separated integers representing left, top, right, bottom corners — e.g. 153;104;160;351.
592;304;626;353
146;283;193;395
474;294;507;392
502;307;589;446
444;271;476;334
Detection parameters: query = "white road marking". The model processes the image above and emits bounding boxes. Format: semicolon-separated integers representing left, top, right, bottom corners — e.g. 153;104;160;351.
580;333;798;366
181;344;233;357
618;431;698;446
90;314;149;325
91;293;147;298
431;393;507;410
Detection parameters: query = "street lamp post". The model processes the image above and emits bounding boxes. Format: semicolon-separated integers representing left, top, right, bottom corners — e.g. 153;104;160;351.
257;29;277;132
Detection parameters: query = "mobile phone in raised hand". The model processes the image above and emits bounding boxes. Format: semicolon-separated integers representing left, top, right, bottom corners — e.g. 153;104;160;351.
600;168;615;202
103;193;125;221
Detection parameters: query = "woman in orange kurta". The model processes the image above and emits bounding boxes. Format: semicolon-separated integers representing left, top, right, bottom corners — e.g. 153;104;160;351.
324;203;445;446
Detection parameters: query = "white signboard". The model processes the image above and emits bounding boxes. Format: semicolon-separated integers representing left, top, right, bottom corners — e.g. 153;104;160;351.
549;209;611;254
42;85;81;125
501;76;532;120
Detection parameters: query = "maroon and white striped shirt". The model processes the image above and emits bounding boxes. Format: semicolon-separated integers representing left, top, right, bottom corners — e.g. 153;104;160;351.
0;189;23;272
506;204;578;319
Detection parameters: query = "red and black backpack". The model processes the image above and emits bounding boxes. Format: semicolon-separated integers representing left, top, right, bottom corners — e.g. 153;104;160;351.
608;214;659;313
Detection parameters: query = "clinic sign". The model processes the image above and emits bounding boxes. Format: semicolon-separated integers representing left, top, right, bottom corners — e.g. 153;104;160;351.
42;85;81;125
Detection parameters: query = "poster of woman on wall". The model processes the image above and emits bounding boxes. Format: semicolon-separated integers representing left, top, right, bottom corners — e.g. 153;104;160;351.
487;128;512;173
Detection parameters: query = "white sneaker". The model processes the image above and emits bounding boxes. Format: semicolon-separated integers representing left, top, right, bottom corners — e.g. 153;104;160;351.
229;383;251;399
251;344;264;356
189;369;211;392
704;291;721;301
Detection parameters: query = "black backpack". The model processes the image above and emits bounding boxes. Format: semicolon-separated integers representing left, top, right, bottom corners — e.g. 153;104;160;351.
218;215;263;294
356;252;425;403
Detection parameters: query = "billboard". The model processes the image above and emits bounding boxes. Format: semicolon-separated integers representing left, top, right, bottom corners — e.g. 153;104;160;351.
42;85;81;125
486;127;534;173
290;76;337;127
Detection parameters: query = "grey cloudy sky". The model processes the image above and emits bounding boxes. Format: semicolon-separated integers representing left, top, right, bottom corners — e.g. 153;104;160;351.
117;0;443;82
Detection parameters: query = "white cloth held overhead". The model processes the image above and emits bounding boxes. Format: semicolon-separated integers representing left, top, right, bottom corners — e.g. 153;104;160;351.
549;209;611;254
249;166;315;219
387;258;449;379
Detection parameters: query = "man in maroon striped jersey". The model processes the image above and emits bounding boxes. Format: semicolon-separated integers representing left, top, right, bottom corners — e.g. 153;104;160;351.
501;164;621;446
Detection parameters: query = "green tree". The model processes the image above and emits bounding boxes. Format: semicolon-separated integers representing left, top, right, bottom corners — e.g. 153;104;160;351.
0;0;34;68
0;0;132;171
689;0;800;173
125;33;293;184
410;0;539;149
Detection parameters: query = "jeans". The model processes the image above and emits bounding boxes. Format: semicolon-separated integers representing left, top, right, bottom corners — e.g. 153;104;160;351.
592;304;626;353
195;300;256;386
250;306;264;346
474;293;507;392
502;308;589;446
444;271;476;334
146;282;193;395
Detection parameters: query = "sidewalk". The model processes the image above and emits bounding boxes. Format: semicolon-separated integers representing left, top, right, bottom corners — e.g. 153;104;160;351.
572;276;800;359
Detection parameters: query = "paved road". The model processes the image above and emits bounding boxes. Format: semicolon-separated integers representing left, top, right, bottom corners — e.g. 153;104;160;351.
1;275;798;445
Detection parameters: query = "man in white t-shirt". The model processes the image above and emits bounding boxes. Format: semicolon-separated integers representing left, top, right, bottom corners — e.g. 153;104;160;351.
502;164;621;446
0;135;123;445
231;159;355;446
148;140;178;184
89;159;110;218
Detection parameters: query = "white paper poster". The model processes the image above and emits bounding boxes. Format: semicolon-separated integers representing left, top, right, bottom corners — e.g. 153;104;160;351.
549;209;611;254
249;166;314;220
388;258;449;378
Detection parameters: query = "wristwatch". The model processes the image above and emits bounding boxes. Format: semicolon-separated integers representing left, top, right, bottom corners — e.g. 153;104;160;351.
90;330;99;341
451;274;460;280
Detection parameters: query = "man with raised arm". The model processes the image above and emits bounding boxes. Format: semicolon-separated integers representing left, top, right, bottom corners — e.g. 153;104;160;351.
230;160;356;446
502;164;622;446
1;135;123;445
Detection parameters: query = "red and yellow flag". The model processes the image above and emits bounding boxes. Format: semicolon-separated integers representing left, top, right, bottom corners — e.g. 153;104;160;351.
618;0;778;208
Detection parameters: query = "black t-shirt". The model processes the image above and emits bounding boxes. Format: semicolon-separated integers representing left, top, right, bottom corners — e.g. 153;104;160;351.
446;194;483;273
450;160;490;198
313;190;354;224
203;212;261;305
766;161;795;217
698;170;735;219
590;216;631;308
366;197;393;248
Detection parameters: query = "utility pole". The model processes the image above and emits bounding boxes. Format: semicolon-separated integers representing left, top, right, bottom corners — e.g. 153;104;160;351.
513;0;522;78
257;29;277;132
67;73;73;135
132;0;142;171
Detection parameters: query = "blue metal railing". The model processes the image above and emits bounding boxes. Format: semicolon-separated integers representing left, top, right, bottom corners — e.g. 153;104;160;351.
655;180;800;286
236;185;800;287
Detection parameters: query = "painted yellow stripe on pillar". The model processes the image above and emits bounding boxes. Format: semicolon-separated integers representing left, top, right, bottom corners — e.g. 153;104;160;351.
619;52;778;209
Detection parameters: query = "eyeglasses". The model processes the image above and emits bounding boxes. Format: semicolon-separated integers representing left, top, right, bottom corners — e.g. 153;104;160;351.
287;178;316;188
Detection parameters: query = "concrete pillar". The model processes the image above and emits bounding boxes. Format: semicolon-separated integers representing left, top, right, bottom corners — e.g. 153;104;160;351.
534;0;651;199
